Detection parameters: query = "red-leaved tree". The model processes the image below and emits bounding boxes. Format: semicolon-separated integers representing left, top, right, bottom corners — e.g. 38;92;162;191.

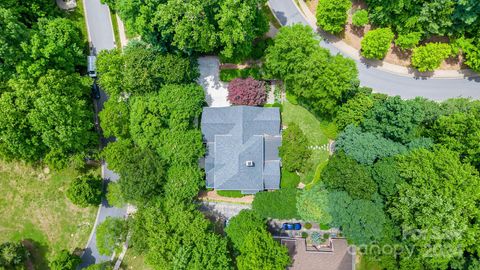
227;77;267;106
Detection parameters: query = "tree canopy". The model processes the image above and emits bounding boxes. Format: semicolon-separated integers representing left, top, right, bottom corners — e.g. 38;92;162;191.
316;0;351;34
66;175;103;207
279;123;312;172
389;147;480;269
321;151;377;200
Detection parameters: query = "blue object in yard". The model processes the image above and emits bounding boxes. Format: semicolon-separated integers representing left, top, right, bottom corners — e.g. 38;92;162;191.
283;223;302;230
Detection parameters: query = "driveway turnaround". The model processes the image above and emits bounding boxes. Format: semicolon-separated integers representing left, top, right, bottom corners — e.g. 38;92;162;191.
81;0;126;267
268;0;480;100
198;56;231;107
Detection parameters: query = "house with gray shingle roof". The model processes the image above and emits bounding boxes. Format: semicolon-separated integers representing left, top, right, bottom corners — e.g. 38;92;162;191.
201;106;282;194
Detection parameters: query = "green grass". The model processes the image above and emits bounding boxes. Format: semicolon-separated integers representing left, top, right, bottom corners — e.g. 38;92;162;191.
281;168;300;188
262;3;282;29
110;10;121;49
219;68;262;82
0;161;98;267
282;100;337;185
120;249;151;270
252;189;300;219
217;190;245;198
357;255;383;270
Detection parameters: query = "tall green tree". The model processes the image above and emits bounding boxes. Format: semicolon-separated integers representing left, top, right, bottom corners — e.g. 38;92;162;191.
335;92;375;130
216;0;268;60
316;0;351;34
49;250;81;270
18;18;84;78
362;96;425;143
0;8;28;85
390;147;480;269
29;70;96;168
279;122;312;173
288;49;359;117
321;151;377;200
96;217;128;256
429;112;480;167
66;175;103;207
336;125;407;165
264;24;319;79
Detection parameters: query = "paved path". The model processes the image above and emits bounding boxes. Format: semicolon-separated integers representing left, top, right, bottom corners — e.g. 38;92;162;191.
81;0;126;267
268;0;480;100
198;56;230;107
199;201;251;220
83;0;115;53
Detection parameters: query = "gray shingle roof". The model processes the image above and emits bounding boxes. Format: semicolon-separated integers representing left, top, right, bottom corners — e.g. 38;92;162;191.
201;106;281;193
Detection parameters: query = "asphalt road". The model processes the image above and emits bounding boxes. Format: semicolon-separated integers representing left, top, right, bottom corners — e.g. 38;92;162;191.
81;0;126;267
268;0;480;100
84;0;116;53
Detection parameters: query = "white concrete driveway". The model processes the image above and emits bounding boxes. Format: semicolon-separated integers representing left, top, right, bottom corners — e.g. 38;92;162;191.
198;56;230;107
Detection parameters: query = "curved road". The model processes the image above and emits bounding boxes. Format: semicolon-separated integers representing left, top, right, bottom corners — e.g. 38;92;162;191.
80;0;126;268
268;0;480;100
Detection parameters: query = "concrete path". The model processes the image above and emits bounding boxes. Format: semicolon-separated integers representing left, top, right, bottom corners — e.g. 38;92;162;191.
268;0;480;100
81;0;127;267
197;56;231;107
199;201;251;220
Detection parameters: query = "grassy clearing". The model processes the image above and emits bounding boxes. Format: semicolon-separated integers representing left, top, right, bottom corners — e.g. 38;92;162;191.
110;10;122;49
0;161;98;266
120;249;151;270
281;168;300;188
357;254;383;270
219;68;262;82
217;190;245;198
282;100;336;185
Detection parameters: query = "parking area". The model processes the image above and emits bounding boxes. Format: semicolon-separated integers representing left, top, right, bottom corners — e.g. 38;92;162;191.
197;56;230;107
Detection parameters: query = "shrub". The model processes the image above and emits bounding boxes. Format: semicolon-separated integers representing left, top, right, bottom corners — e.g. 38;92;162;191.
454;37;480;72
49;250;81;270
96;217;127;256
252;189;300;219
106;182;125;207
411;43;453;72
227;77;266;106
281;169;301;188
0;242;28;268
217;190;245;198
251;38;274;60
361;28;394;59
304;223;312;229
219;68;261;82
301;232;308;238
316;0;351;34
279;123;312;173
395;32;422;50
352;10;369;27
323;233;330;239
66;175;103;207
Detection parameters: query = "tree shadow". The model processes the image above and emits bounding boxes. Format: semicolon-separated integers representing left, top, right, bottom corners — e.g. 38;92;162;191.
22;239;49;270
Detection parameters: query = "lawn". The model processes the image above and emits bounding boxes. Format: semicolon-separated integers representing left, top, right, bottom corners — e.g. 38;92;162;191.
217;190;245;198
357;254;383;270
282;100;337;185
120;249;151;270
110;10;122;49
219;68;262;82
64;0;89;57
0;161;98;267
